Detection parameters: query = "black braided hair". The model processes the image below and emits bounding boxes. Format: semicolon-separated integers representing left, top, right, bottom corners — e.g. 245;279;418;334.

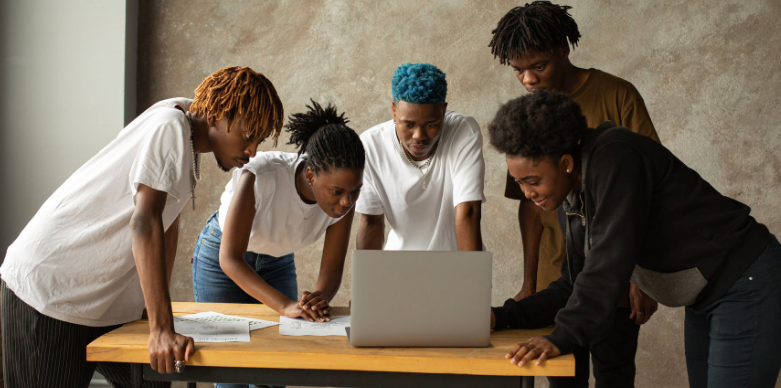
487;90;586;162
489;1;581;65
285;99;365;175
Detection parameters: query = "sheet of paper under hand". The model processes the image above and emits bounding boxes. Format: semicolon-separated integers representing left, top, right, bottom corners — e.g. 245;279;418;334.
279;315;351;336
173;319;250;342
175;311;279;331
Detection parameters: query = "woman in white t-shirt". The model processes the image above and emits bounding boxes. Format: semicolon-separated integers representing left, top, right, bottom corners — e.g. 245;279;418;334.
192;101;364;329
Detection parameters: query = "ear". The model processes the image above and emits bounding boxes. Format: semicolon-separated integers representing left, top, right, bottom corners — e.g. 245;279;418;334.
391;101;397;121
206;114;217;128
558;46;570;59
442;102;448;113
305;166;315;185
559;154;575;173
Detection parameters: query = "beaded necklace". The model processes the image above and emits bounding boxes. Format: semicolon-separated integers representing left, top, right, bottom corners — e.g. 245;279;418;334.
184;112;201;210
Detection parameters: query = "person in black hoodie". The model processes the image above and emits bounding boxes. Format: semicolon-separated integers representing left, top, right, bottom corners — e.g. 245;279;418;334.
488;90;780;387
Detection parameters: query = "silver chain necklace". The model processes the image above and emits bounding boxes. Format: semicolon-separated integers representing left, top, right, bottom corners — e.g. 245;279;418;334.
185;112;201;210
397;136;438;189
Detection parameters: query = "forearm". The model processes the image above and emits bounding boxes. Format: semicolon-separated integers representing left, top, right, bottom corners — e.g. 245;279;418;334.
455;201;482;251
164;216;180;285
314;267;343;302
220;256;295;311
494;276;573;330
130;214;173;331
519;200;543;288
356;214;384;250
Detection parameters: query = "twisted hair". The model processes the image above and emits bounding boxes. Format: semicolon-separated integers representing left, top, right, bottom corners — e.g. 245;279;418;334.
190;66;285;146
489;1;581;65
488;90;586;162
285;100;365;175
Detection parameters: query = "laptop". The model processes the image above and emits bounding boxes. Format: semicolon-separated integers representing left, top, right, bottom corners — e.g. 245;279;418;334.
348;250;492;347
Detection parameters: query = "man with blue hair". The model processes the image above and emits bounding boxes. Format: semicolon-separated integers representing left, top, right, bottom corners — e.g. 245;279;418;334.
356;63;485;251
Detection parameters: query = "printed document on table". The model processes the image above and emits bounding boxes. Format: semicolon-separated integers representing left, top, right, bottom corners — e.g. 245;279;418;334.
173;319;249;342
279;315;351;336
175;311;279;331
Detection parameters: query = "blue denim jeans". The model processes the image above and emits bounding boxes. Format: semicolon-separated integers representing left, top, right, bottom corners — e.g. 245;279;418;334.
684;236;781;388
192;211;297;388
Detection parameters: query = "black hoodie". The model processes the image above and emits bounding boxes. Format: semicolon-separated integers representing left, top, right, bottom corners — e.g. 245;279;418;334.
492;124;771;354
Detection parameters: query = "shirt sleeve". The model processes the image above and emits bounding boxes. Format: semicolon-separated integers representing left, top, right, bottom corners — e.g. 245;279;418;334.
451;116;486;206
355;163;384;215
545;143;652;353
129;118;188;200
621;86;661;144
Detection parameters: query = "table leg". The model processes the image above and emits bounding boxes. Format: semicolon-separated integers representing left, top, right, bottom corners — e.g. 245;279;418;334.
187;383;197;388
521;376;534;388
131;364;143;388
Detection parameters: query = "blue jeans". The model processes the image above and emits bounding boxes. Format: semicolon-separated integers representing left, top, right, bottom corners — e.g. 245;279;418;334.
684;236;781;388
192;211;297;388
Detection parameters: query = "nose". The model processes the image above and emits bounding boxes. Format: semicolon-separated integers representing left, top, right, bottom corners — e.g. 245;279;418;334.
412;127;426;141
520;183;536;200
522;71;538;87
246;138;261;158
340;193;354;208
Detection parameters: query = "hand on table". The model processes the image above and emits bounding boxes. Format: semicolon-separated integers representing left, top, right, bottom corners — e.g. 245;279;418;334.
281;299;324;322
506;336;561;367
148;327;194;374
629;283;658;325
299;290;332;322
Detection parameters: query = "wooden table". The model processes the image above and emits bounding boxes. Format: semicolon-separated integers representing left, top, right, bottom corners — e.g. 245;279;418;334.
87;302;574;388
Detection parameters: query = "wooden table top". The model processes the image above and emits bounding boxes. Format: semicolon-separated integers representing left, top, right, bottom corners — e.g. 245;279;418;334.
87;302;574;377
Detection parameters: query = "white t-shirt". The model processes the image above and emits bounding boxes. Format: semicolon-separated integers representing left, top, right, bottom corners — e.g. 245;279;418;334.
217;152;343;257
356;110;486;251
1;98;194;327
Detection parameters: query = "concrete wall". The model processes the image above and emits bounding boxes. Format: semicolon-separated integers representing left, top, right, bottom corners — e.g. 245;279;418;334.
0;0;136;257
135;1;781;387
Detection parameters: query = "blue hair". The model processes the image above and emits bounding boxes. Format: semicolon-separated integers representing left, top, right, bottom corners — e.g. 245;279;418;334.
391;63;447;104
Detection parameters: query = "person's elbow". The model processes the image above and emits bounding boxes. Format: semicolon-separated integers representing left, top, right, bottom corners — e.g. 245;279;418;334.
456;201;482;225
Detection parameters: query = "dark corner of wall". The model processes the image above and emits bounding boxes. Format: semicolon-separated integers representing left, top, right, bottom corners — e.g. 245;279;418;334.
125;0;139;126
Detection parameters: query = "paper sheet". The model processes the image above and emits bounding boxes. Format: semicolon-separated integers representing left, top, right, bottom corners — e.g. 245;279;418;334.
278;315;351;336
173;319;250;342
175;311;279;331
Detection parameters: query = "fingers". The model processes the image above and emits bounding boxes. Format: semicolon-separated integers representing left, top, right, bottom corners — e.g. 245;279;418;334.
535;350;549;366
507;338;561;367
184;336;195;362
505;343;521;359
173;336;186;368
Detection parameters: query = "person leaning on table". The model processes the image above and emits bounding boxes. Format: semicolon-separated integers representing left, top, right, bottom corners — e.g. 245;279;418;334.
355;62;486;252
488;90;780;388
0;66;284;387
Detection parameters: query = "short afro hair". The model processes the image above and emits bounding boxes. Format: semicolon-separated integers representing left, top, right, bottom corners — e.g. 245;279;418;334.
391;63;447;104
488;90;586;162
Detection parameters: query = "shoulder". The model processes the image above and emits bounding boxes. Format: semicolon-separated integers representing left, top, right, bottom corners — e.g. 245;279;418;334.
245;151;298;175
360;119;393;143
443;110;482;144
359;119;394;157
589;69;645;100
591;128;657;164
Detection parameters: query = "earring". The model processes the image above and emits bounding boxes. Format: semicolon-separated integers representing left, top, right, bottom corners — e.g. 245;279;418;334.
566;169;571;173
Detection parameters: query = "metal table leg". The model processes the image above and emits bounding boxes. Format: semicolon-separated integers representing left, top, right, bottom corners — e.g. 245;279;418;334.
521;376;534;388
131;364;143;388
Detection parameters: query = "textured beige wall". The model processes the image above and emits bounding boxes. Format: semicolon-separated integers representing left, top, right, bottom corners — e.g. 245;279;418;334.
136;1;781;387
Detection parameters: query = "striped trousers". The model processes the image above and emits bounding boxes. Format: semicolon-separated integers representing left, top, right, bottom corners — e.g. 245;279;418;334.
1;281;169;388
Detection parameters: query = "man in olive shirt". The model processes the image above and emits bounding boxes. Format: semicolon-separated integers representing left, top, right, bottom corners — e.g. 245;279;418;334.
489;2;660;387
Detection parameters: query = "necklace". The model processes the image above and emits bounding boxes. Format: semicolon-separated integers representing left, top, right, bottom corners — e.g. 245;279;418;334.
185;112;201;210
397;136;438;189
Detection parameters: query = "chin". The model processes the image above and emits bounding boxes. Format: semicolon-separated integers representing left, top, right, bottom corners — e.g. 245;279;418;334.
214;155;231;172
